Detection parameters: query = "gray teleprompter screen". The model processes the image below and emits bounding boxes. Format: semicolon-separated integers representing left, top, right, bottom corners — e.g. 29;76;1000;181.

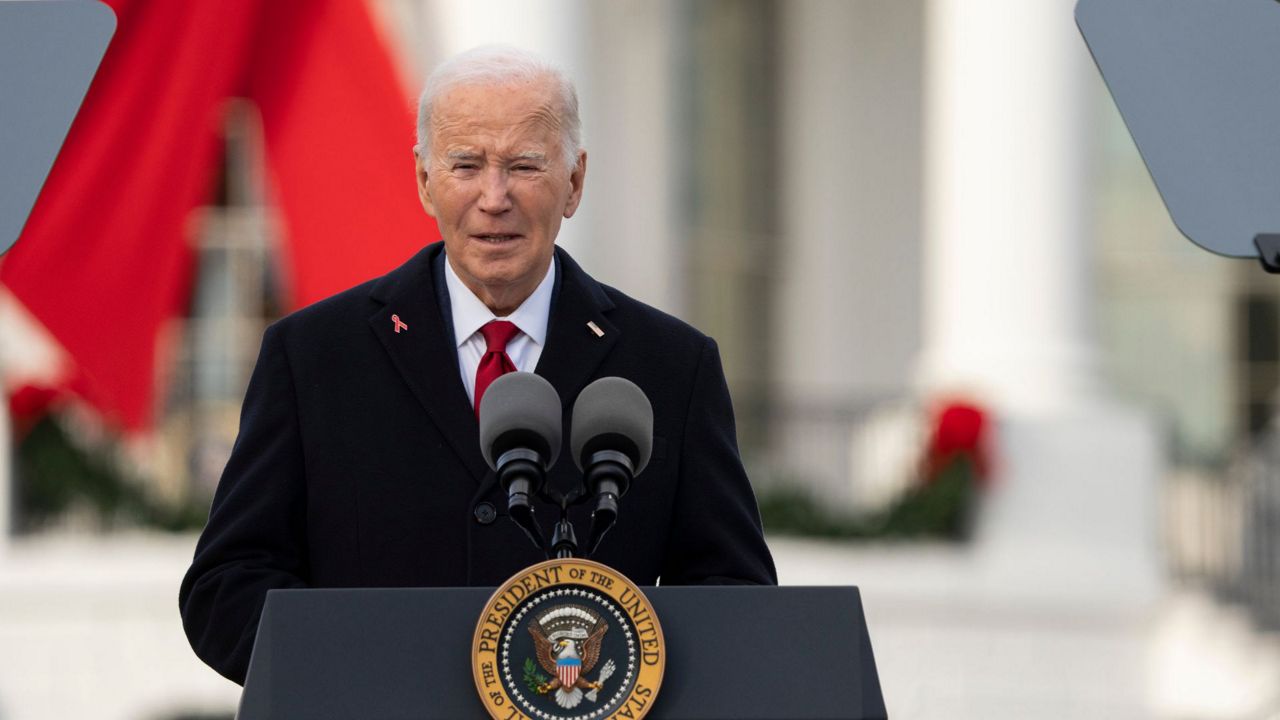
1077;0;1280;258
0;0;115;256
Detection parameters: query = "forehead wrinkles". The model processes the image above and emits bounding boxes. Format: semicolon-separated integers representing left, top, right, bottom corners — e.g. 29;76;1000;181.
518;103;562;136
429;85;564;159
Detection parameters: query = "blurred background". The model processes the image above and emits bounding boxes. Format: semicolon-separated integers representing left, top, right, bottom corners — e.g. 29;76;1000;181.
2;0;1279;718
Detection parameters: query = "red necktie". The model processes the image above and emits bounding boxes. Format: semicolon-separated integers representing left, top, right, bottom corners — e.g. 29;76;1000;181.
474;320;521;417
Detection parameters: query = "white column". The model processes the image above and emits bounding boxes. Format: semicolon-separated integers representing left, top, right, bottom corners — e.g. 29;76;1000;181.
919;0;1096;415
773;0;925;509
918;0;1161;599
576;0;682;314
777;0;923;401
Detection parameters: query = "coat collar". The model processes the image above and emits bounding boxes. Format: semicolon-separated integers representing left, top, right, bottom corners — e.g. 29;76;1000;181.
367;243;618;485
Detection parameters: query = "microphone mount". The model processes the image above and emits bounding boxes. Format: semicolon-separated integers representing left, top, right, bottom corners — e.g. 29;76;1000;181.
583;449;634;557
550;502;579;560
494;447;548;554
504;430;645;561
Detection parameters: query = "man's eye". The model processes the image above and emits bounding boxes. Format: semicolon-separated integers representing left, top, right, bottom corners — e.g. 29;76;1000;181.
454;163;477;171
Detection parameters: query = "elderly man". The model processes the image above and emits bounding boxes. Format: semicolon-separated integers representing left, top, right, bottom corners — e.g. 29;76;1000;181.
180;46;776;685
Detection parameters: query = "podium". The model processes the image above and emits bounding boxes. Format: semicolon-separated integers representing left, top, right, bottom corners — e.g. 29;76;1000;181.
237;586;887;719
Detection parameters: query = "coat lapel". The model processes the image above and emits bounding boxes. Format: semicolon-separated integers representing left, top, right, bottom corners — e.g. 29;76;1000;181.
536;248;619;415
368;243;489;484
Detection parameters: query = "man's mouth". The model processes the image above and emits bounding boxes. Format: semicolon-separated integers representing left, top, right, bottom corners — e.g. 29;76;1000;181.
472;234;520;244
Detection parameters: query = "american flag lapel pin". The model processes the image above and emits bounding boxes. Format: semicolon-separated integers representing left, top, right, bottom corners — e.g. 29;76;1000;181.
586;321;604;338
392;314;409;333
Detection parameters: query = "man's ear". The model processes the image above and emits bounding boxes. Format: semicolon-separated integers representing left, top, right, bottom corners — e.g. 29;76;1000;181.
414;145;437;217
563;149;587;219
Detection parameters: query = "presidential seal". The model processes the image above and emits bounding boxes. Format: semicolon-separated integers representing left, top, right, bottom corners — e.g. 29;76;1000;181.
472;558;665;720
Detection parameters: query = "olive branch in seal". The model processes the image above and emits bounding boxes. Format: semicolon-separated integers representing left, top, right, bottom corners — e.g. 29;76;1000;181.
523;658;550;693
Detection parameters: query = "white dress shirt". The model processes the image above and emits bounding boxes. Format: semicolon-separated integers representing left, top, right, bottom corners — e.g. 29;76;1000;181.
444;255;555;406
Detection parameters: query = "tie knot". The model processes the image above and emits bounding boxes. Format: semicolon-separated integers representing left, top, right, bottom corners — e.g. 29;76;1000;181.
480;320;521;352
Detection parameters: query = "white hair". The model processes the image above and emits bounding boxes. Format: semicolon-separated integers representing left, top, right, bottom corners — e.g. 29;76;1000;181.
416;45;582;171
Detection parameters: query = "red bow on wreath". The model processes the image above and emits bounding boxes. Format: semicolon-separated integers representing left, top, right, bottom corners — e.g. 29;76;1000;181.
923;400;992;488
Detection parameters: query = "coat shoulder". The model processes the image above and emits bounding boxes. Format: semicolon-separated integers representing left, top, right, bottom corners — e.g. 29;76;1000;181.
598;283;710;355
274;277;382;333
269;244;436;341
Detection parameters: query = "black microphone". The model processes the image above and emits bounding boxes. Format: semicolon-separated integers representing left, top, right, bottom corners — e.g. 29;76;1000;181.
478;372;563;553
570;377;653;557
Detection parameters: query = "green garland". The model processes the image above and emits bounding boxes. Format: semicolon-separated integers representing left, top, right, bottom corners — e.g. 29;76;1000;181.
15;415;208;532
758;456;979;540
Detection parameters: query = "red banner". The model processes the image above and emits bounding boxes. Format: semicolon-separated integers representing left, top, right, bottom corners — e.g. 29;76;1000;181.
1;0;438;431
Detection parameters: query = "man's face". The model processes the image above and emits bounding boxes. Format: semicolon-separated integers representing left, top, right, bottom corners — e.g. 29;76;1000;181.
416;79;586;314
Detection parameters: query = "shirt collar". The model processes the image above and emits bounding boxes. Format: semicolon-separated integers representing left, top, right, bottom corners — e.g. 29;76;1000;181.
443;253;555;348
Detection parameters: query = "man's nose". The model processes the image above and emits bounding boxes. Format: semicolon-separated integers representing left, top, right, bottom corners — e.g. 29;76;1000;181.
477;166;513;213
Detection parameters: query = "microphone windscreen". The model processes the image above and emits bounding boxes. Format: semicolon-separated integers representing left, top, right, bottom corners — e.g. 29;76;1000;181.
570;377;654;474
478;372;563;470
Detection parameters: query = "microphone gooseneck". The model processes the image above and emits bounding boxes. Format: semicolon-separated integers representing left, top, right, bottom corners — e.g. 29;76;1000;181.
570;377;654;557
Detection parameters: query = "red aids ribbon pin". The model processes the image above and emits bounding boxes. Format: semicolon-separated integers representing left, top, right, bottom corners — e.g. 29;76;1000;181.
392;314;408;333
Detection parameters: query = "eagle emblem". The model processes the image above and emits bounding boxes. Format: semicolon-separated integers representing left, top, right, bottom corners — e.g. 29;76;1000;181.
528;605;617;709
